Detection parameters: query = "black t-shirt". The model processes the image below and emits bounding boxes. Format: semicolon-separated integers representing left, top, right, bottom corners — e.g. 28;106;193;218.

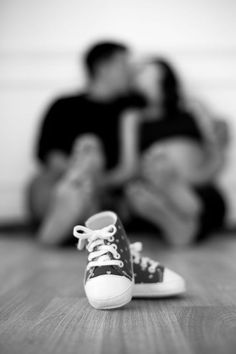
37;92;145;169
140;110;203;152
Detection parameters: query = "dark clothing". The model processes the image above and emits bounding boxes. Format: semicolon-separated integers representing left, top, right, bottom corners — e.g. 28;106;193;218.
140;110;203;152
37;92;144;169
194;184;226;240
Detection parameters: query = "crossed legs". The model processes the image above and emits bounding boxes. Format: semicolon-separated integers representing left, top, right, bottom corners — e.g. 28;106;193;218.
125;145;202;247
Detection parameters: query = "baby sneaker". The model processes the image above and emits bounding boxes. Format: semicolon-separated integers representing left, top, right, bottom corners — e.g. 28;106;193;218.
73;211;134;310
130;242;186;297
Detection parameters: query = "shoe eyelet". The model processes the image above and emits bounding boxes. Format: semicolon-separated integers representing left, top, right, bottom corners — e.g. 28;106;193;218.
112;243;118;250
109;225;116;232
114;253;121;259
119;261;124;268
108;236;115;242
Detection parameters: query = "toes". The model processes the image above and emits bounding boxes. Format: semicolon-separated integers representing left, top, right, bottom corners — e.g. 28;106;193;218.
73;134;101;152
71;135;104;173
143;145;167;164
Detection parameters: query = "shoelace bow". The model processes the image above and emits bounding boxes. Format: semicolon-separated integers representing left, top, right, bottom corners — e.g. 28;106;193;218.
73;224;123;270
130;242;159;273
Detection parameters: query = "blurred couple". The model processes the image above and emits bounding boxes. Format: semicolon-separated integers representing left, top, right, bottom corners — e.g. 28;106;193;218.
29;41;228;247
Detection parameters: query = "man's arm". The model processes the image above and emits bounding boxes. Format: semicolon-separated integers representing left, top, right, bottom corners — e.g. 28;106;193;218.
36;99;70;176
101;110;140;189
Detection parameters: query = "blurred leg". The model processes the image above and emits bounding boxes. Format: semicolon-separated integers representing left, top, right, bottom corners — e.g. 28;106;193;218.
28;170;60;225
141;144;201;218
125;182;199;247
37;134;105;245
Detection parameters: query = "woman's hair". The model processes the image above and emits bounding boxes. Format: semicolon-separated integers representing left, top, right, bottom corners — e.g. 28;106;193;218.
151;58;183;115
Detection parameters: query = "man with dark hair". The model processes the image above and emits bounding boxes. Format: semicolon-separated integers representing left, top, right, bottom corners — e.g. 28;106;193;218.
84;42;128;78
29;41;144;245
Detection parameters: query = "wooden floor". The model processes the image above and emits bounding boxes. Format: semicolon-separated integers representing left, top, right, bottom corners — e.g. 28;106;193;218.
0;233;236;354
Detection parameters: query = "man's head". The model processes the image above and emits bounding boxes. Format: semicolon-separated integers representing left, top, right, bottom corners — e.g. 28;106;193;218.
84;41;131;94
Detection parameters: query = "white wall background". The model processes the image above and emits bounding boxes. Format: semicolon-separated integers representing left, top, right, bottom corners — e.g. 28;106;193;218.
0;0;236;222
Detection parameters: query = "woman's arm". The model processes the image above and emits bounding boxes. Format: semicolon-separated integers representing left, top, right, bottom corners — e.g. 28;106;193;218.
186;99;229;184
190;152;226;185
101;110;141;189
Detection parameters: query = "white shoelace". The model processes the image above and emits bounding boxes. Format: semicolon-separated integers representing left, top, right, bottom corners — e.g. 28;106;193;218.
73;224;124;270
130;242;159;273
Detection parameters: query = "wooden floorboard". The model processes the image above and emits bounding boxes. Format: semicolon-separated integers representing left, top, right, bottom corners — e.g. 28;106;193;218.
0;234;236;354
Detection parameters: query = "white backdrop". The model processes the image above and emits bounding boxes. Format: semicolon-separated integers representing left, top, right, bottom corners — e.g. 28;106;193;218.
0;0;236;222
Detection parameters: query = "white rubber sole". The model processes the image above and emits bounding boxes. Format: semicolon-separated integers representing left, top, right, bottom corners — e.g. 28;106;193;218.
87;282;133;310
132;280;186;298
132;267;186;298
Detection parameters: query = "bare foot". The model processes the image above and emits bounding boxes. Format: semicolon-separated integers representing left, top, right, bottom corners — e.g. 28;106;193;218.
37;178;97;245
38;135;104;245
67;134;105;185
126;182;198;247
